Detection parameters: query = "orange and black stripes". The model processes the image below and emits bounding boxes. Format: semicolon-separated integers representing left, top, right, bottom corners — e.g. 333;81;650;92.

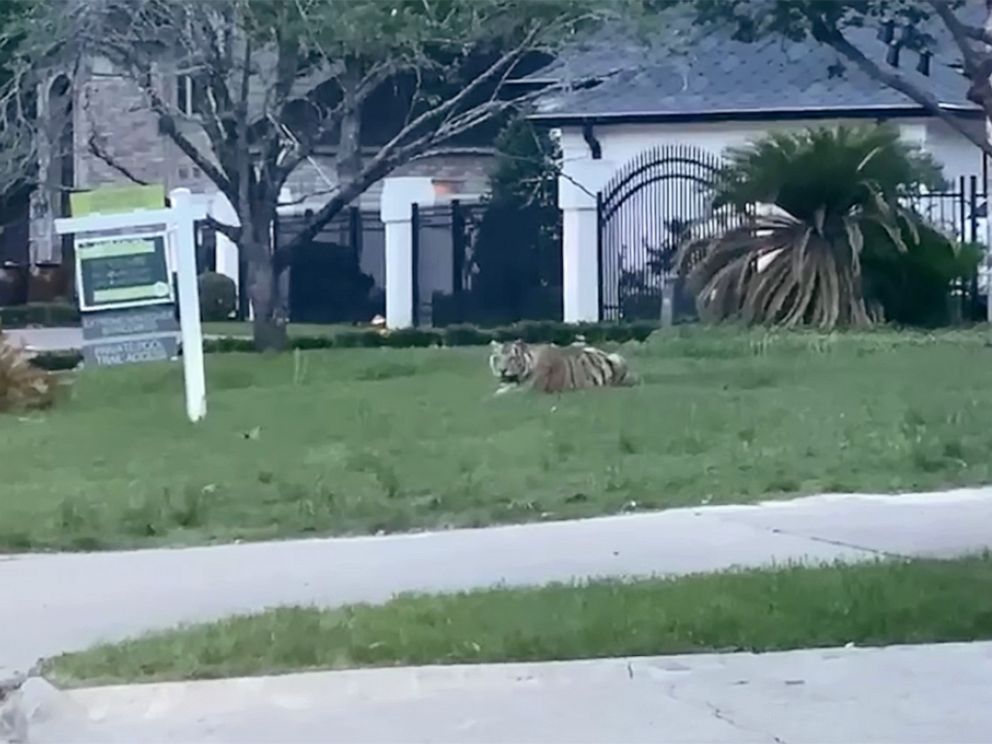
490;340;636;394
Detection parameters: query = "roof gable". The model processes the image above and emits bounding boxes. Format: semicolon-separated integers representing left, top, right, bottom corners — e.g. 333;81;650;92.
524;18;978;123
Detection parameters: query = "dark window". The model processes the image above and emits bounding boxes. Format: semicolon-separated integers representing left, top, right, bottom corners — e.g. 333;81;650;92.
177;74;208;116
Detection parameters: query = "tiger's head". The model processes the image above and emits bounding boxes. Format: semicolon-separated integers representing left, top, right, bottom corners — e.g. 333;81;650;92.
489;339;532;384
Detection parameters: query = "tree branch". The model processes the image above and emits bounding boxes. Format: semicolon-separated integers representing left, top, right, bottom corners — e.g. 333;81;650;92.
929;2;979;58
86;134;150;185
205;213;241;243
156;111;239;200
814;23;992;157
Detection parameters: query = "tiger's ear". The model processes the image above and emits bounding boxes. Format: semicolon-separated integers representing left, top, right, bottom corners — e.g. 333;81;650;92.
490;340;500;349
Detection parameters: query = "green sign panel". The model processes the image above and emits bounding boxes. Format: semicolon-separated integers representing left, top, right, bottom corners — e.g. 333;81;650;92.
75;233;174;311
70;184;165;217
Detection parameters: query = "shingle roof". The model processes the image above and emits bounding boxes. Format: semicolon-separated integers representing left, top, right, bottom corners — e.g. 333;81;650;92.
523;18;980;123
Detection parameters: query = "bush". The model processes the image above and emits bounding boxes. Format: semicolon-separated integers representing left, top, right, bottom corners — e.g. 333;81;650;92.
0;265;28;305
334;330;384;348
29;350;82;371
198;272;237;322
0;302;79;329
687;125;945;328
202;337;253;354
0;332;56;411
443;325;494;346
292;335;334;350
494;320;577;345
200;320;658;354
27;263;73;303
469;118;562;324
380;328;442;348
863;227;984;327
519;285;563;321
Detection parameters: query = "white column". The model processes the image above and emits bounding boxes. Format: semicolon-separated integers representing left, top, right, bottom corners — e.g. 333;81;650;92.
209;193;240;291
559;159;615;323
208;192;251;320
380;177;435;329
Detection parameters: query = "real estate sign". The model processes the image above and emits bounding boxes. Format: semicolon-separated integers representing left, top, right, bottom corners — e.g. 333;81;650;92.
80;304;180;368
75;233;174;312
69;185;181;369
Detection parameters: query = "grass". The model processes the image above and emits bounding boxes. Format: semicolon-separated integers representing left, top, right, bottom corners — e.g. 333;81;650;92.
3;326;992;552
41;553;992;686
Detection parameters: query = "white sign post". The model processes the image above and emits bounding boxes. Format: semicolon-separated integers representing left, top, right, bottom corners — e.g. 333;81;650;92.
54;187;208;422
169;189;207;422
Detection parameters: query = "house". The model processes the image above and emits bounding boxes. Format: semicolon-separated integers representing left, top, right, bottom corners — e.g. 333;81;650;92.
11;12;990;327
21;54;501;312
516;17;989;322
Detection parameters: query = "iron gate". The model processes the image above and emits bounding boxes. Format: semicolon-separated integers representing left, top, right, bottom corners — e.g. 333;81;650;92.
902;171;988;321
597;144;728;322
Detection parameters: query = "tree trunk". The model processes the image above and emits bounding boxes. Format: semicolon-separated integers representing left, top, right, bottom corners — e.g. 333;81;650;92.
337;68;362;184
243;219;289;352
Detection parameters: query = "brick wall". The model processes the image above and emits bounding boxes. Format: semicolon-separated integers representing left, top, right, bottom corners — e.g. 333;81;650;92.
30;57;496;262
285;151;495;212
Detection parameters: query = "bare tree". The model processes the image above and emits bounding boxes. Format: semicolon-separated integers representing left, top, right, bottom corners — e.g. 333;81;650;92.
1;0;640;349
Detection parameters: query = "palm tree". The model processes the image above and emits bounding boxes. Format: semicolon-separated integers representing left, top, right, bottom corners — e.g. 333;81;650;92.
678;125;946;328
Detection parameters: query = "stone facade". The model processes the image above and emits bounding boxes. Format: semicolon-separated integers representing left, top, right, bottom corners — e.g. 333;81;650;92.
31;60;202;263
30;58;495;264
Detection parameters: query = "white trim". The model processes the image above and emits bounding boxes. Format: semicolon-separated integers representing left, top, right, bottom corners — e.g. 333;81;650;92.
529;103;983;121
54;203;208;234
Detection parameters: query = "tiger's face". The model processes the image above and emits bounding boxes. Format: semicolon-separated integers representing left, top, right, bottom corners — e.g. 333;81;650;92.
489;340;531;383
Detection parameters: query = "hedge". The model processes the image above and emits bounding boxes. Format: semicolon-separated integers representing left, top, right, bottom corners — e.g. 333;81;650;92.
202;320;659;353
27;350;83;372
26;320;659;372
0;302;80;329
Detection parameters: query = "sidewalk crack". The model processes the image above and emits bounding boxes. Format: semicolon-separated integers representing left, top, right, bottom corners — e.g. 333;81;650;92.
664;681;788;744
713;514;910;561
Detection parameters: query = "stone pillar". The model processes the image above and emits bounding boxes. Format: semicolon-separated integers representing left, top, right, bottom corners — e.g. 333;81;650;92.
380;177;435;329
558;159;615;323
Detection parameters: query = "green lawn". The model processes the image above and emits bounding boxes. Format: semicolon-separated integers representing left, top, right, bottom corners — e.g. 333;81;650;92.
41;554;992;686
3;327;992;552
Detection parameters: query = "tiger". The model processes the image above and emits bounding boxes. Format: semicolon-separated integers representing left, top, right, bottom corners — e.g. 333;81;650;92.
488;339;637;395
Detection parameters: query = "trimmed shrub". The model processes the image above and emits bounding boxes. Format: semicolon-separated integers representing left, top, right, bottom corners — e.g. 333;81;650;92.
443;325;494;346
380;328;443;348
292;335;334;350
202;337;253;354
28;350;82;372
335;330;385;348
198;272;238;322
149;321;660;357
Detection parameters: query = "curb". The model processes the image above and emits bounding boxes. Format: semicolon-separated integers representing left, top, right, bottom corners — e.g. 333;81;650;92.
0;674;28;744
0;676;83;744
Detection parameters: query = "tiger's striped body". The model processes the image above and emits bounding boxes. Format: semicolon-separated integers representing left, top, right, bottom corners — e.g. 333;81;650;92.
489;340;636;395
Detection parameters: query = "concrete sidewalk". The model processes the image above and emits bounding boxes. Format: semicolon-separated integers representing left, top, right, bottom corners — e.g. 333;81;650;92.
2;328;82;353
3;488;991;679
15;642;992;743
3;327;233;353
